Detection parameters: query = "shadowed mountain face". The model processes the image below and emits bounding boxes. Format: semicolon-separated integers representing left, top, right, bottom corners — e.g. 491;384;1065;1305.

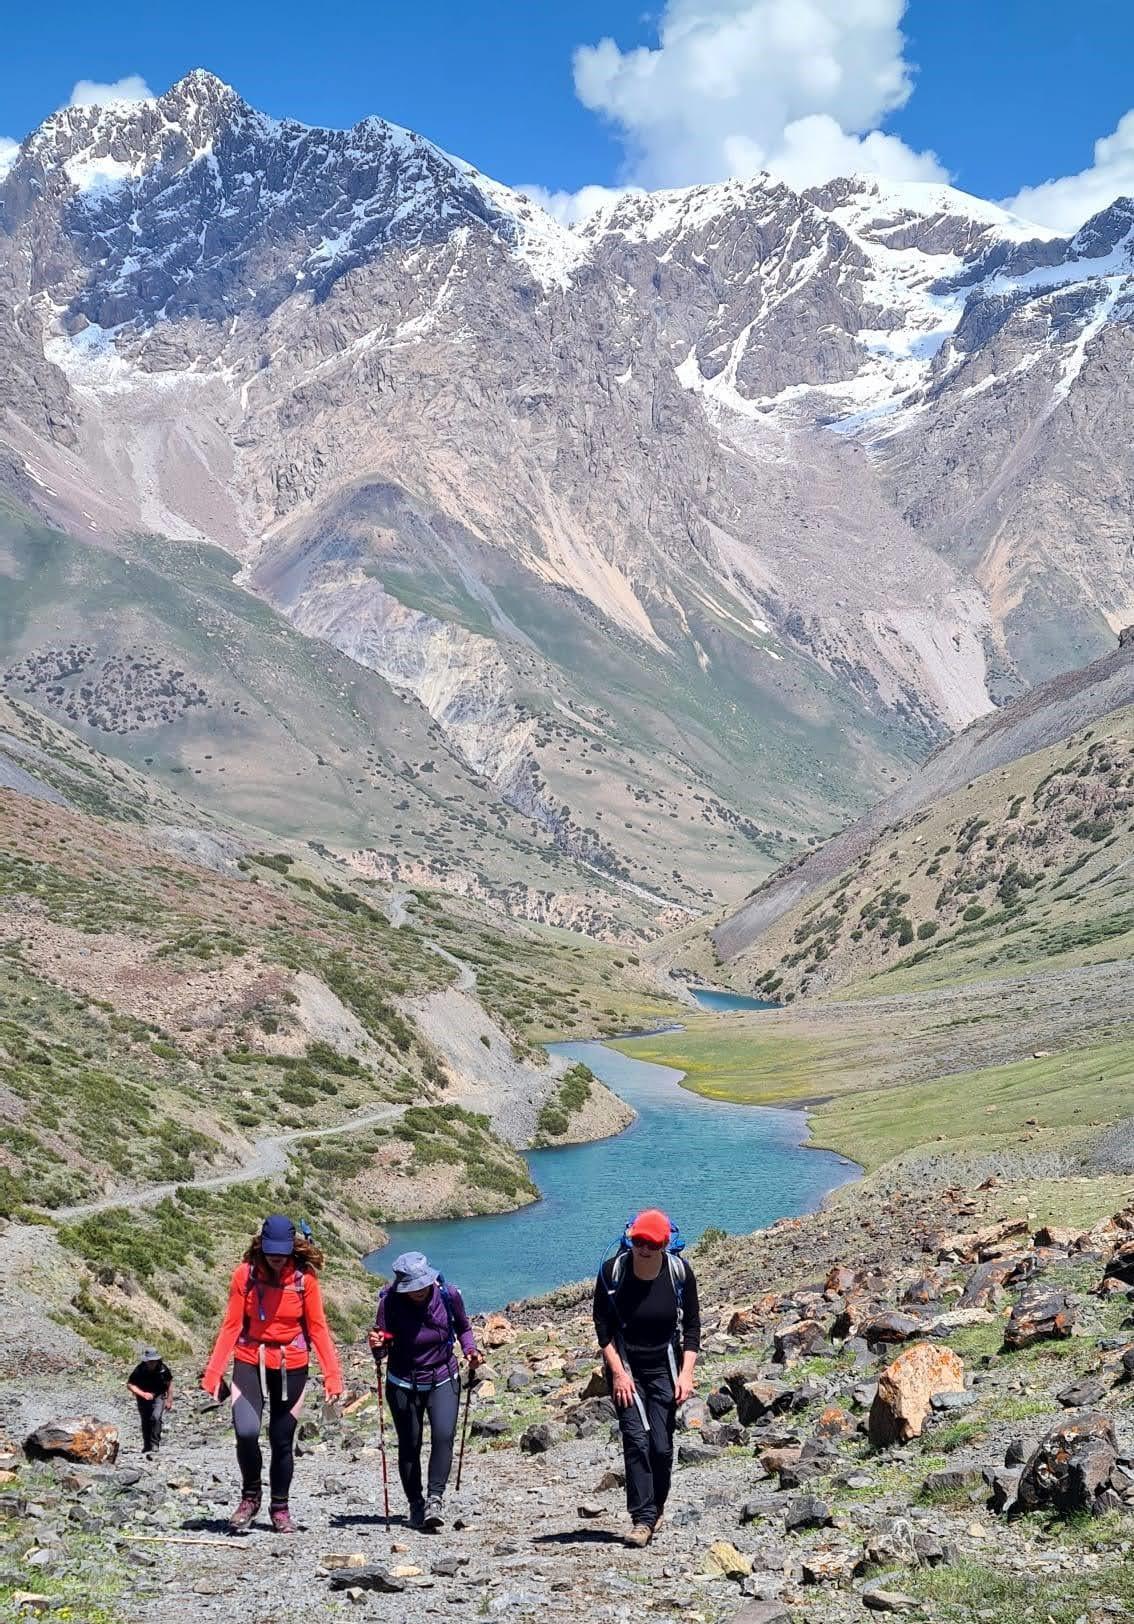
1;73;1132;925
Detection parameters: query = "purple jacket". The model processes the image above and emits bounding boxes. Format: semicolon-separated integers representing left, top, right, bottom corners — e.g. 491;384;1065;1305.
376;1281;477;1383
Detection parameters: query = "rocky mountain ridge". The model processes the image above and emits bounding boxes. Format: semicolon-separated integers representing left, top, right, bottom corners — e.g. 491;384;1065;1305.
2;72;1133;922
712;634;1134;971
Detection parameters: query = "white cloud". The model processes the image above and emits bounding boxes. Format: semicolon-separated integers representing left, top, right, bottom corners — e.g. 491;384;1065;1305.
519;182;644;227
0;137;19;180
67;74;155;110
1004;110;1134;233
573;0;944;191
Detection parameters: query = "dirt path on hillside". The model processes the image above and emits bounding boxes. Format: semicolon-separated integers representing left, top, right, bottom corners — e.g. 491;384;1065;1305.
54;1104;408;1222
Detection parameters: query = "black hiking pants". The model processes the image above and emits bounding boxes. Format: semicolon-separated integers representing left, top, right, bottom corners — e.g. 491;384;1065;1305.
136;1394;164;1453
615;1362;675;1529
385;1374;461;1509
231;1359;308;1505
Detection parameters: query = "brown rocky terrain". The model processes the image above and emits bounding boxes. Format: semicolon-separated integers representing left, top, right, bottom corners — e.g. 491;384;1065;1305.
6;1167;1134;1622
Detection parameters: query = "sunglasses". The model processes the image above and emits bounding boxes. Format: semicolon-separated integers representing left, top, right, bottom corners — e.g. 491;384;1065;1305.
630;1237;662;1251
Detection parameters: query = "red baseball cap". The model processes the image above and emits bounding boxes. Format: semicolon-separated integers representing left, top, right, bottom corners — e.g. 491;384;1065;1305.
627;1208;672;1246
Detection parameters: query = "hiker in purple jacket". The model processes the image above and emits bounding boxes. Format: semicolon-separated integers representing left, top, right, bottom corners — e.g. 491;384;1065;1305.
367;1250;482;1531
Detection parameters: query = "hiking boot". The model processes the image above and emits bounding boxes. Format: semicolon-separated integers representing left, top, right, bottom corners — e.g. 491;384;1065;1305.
269;1504;296;1534
408;1501;426;1530
423;1495;444;1531
228;1492;261;1533
625;1523;653;1548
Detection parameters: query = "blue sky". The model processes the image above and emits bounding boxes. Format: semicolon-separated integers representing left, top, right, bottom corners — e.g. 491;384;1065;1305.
3;0;1133;230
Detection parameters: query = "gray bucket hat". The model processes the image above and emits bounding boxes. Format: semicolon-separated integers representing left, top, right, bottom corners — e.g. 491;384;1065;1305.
391;1251;439;1293
142;1346;160;1361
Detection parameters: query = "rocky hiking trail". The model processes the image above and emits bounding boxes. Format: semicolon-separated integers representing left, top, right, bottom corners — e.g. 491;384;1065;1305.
8;1174;1134;1621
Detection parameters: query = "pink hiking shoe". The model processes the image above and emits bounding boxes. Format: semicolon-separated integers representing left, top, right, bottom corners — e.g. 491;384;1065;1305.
269;1504;297;1534
228;1492;261;1533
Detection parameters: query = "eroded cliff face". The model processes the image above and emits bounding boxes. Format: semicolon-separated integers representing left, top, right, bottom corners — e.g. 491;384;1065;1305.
2;74;1131;923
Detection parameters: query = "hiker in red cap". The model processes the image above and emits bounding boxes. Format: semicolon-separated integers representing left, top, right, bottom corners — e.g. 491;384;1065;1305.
593;1209;701;1547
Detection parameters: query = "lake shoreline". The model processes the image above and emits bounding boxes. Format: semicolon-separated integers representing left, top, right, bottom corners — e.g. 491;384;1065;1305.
366;993;859;1310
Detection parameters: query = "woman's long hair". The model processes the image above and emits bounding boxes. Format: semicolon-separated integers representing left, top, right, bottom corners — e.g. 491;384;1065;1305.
243;1234;325;1273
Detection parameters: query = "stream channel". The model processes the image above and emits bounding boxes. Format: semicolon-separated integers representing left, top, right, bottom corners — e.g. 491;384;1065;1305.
366;989;858;1311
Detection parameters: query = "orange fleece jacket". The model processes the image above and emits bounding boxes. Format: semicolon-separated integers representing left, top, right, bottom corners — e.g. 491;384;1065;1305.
203;1262;343;1394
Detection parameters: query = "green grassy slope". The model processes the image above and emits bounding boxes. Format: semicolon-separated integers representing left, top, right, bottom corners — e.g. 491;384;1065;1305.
0;505;682;930
718;707;1134;1004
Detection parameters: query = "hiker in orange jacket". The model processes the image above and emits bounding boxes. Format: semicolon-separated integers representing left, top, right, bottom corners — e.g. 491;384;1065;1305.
202;1215;343;1534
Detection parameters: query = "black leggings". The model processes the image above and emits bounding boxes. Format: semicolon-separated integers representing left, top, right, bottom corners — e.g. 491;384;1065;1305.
231;1360;308;1505
386;1375;461;1507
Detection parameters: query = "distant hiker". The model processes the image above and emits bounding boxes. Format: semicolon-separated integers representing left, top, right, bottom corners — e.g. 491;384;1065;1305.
593;1209;701;1547
367;1250;482;1531
202;1215;344;1534
126;1346;173;1455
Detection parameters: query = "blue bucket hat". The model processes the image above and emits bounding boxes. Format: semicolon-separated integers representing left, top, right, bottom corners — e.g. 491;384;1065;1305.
391;1250;439;1293
260;1215;296;1256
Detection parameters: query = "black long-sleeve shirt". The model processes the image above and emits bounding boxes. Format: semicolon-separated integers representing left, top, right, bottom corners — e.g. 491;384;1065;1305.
128;1361;172;1399
593;1255;701;1371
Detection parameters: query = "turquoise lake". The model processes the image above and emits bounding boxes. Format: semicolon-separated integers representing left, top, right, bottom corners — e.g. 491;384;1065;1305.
366;989;857;1311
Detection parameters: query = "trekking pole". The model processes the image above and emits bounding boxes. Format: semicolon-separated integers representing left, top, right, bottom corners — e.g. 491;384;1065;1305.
374;1354;391;1532
455;1368;474;1492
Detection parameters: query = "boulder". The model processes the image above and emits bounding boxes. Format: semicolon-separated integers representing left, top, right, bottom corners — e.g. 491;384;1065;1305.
567;1396;616;1434
1033;1225;1078;1249
704;1420;749;1448
727;1307;761;1337
801;1547;856;1585
929;1388;976;1413
1104;1238;1134;1287
579;1365;608;1400
825;1264;859;1296
708;1388;737;1418
862;1310;923;1346
328;1564;405;1593
676;1438;724;1465
939;1220;1027;1265
24;1420;118;1466
921;1468;982;1499
957;1259;1016;1308
726;1603;790;1624
869;1343;965;1446
863;1590;921;1613
830;1297;871;1340
922;1308;996;1337
727;1376;791;1426
902;1273;944;1306
470;1414;507;1438
1056;1376;1109;1409
702;1540;752;1580
815;1404;856;1440
1002;1290;1076;1350
481;1313;515;1349
759;1444;803;1477
519;1423;562;1454
983;1466;1022;1515
784;1493;832;1532
676;1397;709;1431
773;1319;826;1365
1016;1413;1119;1516
778;1458;827;1490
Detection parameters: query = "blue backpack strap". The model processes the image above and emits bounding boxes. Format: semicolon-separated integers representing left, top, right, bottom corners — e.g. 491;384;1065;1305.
436;1275;457;1355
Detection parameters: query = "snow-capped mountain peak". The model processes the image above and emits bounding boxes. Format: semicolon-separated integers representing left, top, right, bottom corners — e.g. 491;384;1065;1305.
3;70;577;324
